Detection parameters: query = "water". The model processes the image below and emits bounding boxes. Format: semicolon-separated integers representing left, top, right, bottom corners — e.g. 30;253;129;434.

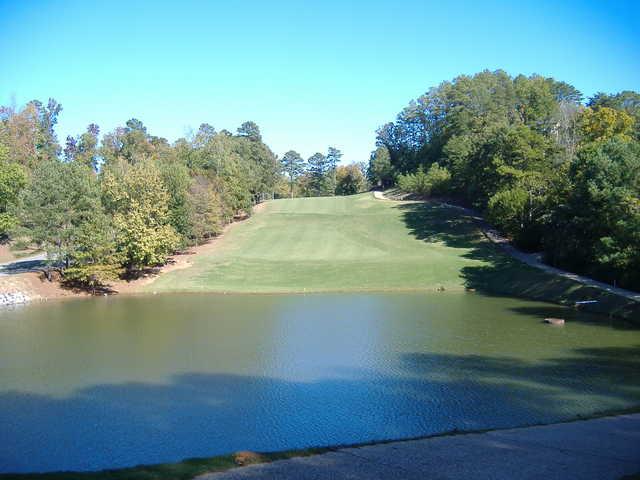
0;292;638;473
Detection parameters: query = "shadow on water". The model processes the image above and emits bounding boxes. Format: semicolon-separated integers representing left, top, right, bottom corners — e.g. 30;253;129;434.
395;201;640;324
1;345;639;474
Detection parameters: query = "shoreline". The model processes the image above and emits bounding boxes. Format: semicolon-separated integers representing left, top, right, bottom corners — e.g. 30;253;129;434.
1;193;638;321
2;408;638;479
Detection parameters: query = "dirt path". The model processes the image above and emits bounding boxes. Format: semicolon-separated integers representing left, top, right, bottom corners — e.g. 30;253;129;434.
373;191;640;302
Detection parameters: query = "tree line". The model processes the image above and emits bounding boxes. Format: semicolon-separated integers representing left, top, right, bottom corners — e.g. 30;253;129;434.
368;70;640;290
0;100;366;290
281;148;367;197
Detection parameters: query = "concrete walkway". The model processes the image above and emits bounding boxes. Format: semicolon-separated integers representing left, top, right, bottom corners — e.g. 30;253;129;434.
199;414;640;480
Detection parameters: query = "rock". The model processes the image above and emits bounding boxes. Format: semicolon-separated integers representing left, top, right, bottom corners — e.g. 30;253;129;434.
0;291;31;307
234;451;264;466
544;318;565;326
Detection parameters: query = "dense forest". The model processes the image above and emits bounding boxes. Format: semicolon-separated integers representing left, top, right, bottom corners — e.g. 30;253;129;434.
368;70;640;290
0;101;366;289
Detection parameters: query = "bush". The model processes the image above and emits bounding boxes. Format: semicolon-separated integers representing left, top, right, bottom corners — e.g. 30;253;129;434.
397;164;451;197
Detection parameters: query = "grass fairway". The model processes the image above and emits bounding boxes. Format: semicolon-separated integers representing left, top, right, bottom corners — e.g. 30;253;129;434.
146;192;639;319
147;193;489;293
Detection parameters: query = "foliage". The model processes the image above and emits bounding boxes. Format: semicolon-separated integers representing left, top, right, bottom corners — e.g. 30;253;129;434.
335;163;367;195
64;124;100;170
0;96;290;290
280;150;305;198
0;100;61;168
305;152;330;196
487;171;549;250
16;160;109;268
376;69;640;289
367;146;394;188
544;138;640;287
188;176;223;244
236;121;262;141
397;164;451;198
102;159;179;271
0;146;28;236
61;209;123;289
588;90;640;139
325;147;342;194
158;159;193;243
579;106;634;143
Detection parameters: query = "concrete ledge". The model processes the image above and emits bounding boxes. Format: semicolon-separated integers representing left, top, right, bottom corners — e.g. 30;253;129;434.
198;415;640;479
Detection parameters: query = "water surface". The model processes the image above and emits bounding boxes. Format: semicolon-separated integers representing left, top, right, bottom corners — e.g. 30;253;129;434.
0;292;638;472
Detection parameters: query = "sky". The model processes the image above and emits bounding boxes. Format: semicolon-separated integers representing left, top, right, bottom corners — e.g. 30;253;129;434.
1;0;639;163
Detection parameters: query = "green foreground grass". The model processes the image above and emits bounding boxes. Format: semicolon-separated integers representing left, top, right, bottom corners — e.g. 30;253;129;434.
147;193;639;320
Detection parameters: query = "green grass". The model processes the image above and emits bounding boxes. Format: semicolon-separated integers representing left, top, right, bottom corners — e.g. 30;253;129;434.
148;193;491;293
0;449;325;480
145;193;639;320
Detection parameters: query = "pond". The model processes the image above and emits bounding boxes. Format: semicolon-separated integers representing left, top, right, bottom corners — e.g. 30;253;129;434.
0;292;639;473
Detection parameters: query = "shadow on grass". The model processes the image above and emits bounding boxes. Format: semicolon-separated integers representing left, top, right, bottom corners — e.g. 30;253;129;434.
0;259;46;275
1;344;640;478
395;202;482;249
395;201;640;324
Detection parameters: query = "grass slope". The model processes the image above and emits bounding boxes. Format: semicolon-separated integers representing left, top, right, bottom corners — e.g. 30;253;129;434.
146;193;639;320
147;193;487;293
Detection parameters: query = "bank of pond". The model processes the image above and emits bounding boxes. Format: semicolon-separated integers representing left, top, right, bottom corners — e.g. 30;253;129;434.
0;292;638;474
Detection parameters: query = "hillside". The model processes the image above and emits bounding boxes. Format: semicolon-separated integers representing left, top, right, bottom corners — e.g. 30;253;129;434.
143;193;639;320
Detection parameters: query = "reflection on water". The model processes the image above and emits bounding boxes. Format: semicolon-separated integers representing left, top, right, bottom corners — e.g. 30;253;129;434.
0;292;638;472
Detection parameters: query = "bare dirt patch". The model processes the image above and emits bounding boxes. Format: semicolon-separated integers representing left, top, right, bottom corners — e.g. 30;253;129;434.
0;244;15;263
0;271;89;301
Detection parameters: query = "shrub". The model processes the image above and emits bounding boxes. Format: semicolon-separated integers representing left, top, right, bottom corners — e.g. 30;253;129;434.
397;164;451;197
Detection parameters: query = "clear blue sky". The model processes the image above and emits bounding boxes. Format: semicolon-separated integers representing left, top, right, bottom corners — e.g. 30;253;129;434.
1;0;638;163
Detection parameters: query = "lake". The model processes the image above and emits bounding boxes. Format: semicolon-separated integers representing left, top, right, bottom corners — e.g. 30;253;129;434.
0;292;638;473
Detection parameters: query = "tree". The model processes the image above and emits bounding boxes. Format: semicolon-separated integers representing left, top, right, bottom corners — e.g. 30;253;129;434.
193;123;216;147
281;150;305;198
326;147;342;194
544;138;640;289
61;211;122;291
188;176;223;244
368;146;394;188
65;124;100;170
31;98;63;162
579;107;634;143
16;160;111;271
588;90;640;139
335;164;367;195
100;119;155;166
102;159;179;271
237;121;262;142
0;143;27;236
306;152;329;196
158;159;193;243
0;103;40;168
487;171;549;249
397;163;451;198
